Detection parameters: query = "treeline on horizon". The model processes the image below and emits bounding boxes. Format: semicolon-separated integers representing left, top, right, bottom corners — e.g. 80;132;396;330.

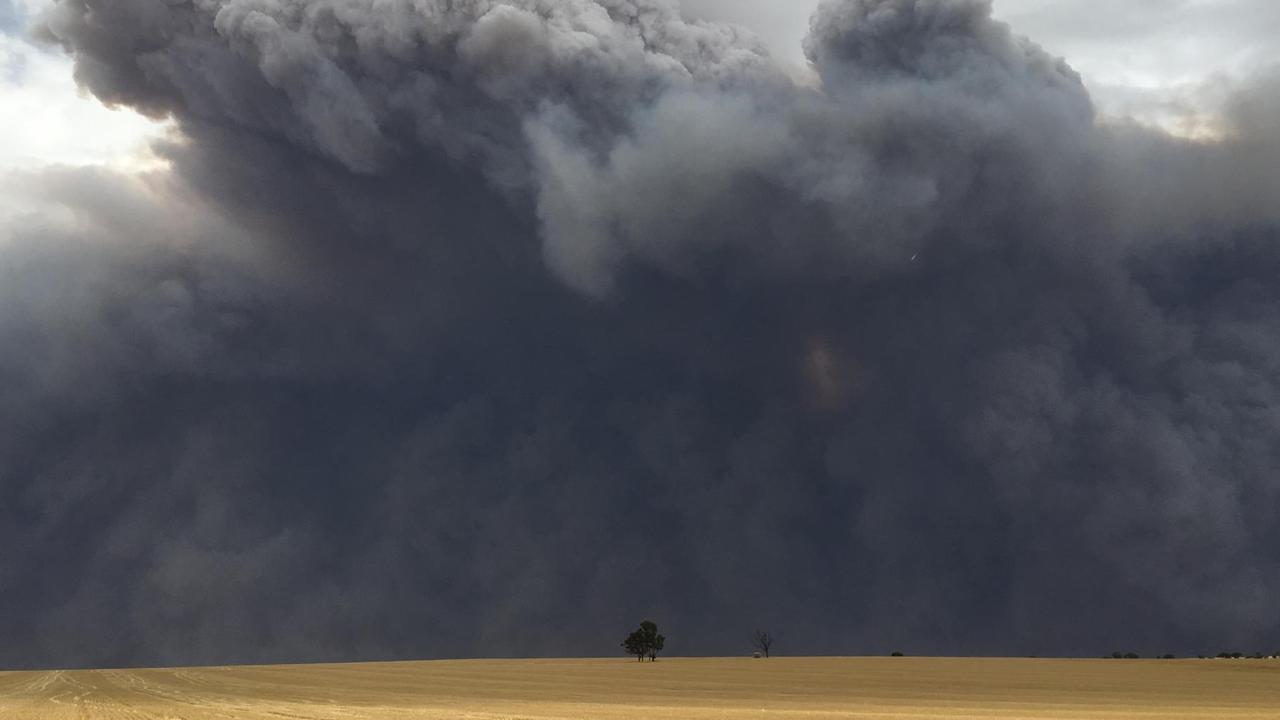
620;620;1279;662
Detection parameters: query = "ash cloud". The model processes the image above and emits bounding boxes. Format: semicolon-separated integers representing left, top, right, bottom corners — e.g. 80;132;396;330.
1;0;1279;668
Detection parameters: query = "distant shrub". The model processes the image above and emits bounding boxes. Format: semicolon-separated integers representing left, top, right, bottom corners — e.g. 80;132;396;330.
1124;652;1140;659
891;651;904;657
1161;654;1175;660
1111;651;1124;659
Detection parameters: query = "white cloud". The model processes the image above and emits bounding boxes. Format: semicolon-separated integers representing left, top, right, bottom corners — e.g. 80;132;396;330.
997;0;1280;131
0;1;168;172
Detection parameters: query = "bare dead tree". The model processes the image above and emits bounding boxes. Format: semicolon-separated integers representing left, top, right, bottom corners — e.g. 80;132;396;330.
752;629;774;658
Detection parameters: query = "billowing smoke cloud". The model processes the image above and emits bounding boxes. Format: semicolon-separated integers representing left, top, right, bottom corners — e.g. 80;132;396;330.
1;0;1278;668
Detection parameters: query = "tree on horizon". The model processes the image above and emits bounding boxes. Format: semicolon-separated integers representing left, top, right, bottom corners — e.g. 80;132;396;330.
752;630;774;658
622;620;666;662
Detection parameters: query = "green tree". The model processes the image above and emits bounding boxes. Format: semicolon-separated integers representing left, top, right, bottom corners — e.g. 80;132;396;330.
622;620;666;662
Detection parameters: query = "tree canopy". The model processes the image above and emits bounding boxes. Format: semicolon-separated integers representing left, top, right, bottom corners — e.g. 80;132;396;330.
622;621;665;662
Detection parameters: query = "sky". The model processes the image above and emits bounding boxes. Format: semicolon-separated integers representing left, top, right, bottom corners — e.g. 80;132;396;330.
0;0;1279;670
683;0;1280;134
0;0;164;172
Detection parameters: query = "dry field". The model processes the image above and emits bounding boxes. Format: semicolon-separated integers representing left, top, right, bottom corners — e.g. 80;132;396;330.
1;656;1278;719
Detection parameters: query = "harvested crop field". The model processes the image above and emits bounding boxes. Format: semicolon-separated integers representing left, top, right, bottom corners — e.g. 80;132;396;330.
1;657;1278;719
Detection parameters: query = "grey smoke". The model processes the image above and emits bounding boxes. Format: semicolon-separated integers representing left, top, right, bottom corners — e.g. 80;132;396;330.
0;0;1278;668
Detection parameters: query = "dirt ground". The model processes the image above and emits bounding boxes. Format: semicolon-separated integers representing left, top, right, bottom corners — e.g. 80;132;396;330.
1;656;1278;719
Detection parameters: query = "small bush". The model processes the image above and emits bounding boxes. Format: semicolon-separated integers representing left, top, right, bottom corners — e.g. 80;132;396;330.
890;651;904;657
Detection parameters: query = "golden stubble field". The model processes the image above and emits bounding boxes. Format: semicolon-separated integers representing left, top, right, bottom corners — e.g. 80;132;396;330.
1;656;1278;719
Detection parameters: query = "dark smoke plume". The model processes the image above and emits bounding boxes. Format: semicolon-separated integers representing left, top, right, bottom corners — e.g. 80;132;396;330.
0;0;1278;667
